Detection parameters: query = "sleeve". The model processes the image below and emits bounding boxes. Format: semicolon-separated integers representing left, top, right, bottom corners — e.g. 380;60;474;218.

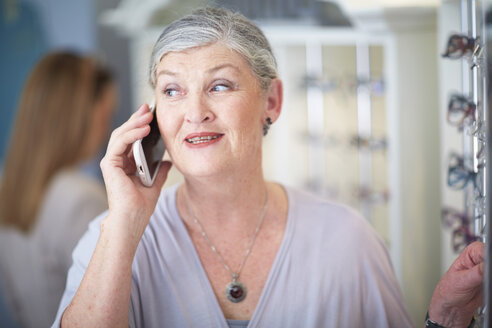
50;212;106;328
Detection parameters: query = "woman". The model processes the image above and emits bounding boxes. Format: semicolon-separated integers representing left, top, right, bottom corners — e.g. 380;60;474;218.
54;8;481;328
0;52;116;327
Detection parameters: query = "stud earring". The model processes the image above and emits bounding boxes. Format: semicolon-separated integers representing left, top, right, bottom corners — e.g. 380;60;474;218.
263;117;273;136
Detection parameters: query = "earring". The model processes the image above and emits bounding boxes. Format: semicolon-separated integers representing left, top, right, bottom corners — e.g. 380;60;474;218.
263;117;273;136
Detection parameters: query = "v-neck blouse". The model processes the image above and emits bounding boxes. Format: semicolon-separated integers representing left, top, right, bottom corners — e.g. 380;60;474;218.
52;184;412;328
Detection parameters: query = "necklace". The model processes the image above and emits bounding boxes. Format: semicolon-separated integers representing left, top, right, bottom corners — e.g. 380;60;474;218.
184;188;269;303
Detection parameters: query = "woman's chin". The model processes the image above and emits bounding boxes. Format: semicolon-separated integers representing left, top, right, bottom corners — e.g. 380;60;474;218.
178;162;231;180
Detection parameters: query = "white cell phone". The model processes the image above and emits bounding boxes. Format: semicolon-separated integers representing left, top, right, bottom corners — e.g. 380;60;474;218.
132;104;166;187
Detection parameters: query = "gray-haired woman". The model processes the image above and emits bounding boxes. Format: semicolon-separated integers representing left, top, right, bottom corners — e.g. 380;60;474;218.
52;7;482;328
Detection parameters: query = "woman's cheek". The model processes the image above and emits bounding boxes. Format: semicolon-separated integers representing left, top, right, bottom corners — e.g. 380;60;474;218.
156;116;170;143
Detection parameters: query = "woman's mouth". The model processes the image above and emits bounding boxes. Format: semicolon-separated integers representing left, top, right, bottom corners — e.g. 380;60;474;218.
185;133;224;146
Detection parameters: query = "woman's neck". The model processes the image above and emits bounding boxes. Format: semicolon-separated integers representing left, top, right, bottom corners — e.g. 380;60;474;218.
177;169;269;231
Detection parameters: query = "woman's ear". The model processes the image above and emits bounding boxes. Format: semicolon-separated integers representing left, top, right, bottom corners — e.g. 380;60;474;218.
264;78;283;123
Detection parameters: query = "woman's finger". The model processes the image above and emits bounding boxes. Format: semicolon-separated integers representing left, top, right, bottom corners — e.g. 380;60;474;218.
109;105;152;143
453;241;485;271
467;241;485;266
109;111;152;143
131;104;150;117
107;125;150;159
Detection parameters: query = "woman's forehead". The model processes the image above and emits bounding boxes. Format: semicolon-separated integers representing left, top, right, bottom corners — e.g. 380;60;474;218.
157;43;249;74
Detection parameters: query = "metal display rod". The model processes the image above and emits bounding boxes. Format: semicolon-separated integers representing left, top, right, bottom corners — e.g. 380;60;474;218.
464;0;488;326
466;0;487;247
442;0;488;324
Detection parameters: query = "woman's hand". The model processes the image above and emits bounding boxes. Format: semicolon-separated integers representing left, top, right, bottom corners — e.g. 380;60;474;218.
100;104;172;244
428;241;484;327
62;104;172;327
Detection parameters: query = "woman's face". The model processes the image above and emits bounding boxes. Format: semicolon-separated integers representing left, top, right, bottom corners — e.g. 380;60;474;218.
154;42;274;178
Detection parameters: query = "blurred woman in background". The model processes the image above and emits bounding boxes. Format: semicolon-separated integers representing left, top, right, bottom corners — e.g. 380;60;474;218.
0;51;116;327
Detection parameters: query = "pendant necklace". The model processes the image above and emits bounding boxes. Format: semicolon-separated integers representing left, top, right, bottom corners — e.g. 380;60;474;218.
184;188;269;303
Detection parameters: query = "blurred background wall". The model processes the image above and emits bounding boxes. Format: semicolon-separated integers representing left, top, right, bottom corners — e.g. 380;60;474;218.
0;0;133;164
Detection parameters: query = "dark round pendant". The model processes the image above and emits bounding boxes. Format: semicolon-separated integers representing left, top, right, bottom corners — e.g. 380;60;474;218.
225;281;247;303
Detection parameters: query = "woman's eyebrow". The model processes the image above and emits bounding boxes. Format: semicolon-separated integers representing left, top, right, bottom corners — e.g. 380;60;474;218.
207;63;240;74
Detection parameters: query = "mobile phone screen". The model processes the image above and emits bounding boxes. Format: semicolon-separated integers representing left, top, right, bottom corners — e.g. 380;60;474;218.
141;113;166;178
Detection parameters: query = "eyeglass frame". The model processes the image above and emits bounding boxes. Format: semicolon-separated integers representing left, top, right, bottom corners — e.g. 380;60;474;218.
442;34;481;59
441;207;479;252
446;153;484;194
442;206;472;228
446;94;477;129
451;225;479;252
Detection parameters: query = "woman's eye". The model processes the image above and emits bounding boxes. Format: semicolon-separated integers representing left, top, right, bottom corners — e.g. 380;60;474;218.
211;84;229;92
164;88;179;97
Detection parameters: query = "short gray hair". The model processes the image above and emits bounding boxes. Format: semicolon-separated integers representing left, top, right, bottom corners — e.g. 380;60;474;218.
149;7;278;92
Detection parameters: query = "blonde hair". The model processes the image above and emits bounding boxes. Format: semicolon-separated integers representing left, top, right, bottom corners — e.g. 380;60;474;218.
0;52;113;232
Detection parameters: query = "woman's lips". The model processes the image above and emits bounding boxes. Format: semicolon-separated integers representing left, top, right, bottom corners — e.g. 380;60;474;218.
184;132;224;147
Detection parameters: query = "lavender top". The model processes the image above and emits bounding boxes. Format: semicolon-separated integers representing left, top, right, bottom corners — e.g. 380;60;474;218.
53;184;412;328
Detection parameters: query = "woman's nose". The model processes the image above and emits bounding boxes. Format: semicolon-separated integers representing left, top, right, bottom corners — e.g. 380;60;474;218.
184;92;214;124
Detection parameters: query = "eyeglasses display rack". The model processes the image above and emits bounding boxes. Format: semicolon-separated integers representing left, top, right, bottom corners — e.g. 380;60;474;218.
442;0;488;326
